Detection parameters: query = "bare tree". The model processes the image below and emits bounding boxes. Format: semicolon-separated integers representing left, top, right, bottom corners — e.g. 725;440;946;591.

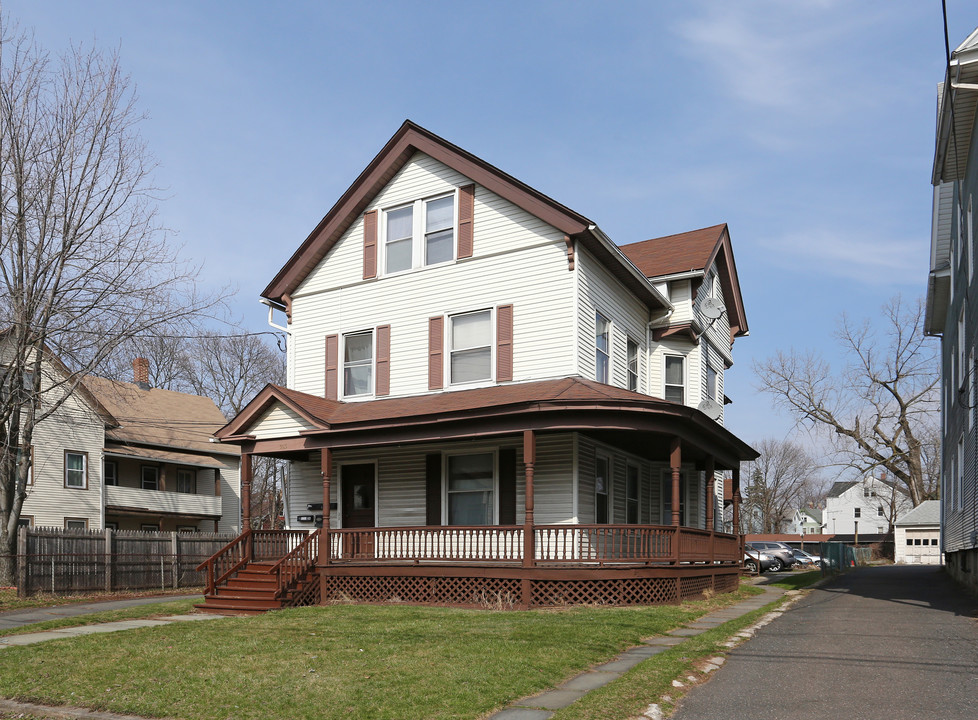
755;296;939;507
739;438;816;534
0;22;221;584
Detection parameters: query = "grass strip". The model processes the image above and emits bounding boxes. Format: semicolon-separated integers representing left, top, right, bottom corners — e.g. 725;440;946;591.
549;594;788;720
0;599;199;638
768;570;822;590
0;585;762;720
0;588;202;614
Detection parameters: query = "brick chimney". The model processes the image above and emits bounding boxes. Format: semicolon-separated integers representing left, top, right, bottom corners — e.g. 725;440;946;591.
132;357;151;390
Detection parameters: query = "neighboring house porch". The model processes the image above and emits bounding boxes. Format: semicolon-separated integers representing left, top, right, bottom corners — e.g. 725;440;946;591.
198;378;754;612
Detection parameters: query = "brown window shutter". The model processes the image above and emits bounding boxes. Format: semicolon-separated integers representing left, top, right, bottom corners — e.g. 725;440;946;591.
498;448;517;525
363;210;378;279
425;453;442;526
428;316;444;390
496;304;513;382
375;324;391;396
325;334;339;400
457;184;475;259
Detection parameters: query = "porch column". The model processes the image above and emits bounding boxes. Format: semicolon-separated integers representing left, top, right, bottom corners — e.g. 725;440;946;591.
319;448;332;566
522;430;536;569
704;456;715;531
241;453;252;531
670;437;681;527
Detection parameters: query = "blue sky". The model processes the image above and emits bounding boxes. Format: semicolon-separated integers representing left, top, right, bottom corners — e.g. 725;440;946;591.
7;1;978;458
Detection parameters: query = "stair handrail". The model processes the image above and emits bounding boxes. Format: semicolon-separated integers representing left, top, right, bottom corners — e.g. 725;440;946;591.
266;528;320;600
196;529;254;596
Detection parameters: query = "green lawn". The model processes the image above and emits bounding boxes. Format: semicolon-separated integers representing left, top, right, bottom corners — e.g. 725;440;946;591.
0;586;763;720
0;599;199;638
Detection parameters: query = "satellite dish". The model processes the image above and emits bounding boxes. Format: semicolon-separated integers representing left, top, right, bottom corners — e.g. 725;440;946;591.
698;397;723;421
701;297;726;320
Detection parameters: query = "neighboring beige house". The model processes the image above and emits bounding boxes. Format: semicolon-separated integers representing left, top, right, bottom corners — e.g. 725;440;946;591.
17;356;240;533
894;500;942;565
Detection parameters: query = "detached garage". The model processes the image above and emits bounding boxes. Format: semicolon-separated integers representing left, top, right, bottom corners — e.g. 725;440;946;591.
895;501;942;565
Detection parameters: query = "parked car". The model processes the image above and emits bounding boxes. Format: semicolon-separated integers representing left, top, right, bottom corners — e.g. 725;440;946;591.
745;541;799;572
792;549;820;567
744;548;775;574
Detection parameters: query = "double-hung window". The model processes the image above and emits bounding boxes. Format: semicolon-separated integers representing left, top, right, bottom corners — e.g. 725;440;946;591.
626;464;639;523
103;460;117;486
176;469;195;494
627;338;639;391
854;508;861;519
664;356;685;403
595;455;610;523
343;331;374;397
384;194;455;274
450;309;492;384
706;365;718;402
595;313;610;384
141;466;159;491
64;451;87;489
447;453;494;525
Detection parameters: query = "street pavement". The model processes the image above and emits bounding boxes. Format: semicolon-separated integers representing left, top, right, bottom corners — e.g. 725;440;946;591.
672;565;978;720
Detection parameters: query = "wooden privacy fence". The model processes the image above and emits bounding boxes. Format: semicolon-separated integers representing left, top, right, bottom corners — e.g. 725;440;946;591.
15;526;236;597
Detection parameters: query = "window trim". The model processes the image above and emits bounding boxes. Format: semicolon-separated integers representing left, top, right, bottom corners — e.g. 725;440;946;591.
626;338;639;392
64;517;88;530
141;465;159;491
17;515;34;528
140;523;160;532
595;312;611;384
64;450;89;490
663;354;686;404
448;308;494;387
443;450;497;526
381;191;458;276
342;328;375;398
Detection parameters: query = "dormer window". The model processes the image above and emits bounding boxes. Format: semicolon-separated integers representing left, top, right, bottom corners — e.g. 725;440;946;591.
383;193;455;275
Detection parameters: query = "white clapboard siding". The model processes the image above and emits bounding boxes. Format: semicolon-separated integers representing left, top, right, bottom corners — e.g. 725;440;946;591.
285;434;580;529
217;457;241;534
290;237;575;398
22;378;105;529
648;337;700;405
250;403;316;439
575;247;650;393
666;279;694;325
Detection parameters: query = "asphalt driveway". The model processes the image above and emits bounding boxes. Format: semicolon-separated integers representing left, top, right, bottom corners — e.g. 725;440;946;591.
672;565;978;720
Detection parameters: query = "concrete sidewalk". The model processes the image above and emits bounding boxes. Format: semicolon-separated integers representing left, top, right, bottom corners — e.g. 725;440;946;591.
672;565;978;720
0;594;204;634
489;583;788;719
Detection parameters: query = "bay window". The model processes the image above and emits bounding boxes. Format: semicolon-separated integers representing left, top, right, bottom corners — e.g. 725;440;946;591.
627;338;639;391
664;355;685;403
595;313;610;384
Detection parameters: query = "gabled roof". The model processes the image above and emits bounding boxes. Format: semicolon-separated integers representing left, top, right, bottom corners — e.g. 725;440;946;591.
217;376;759;468
798;507;822;523
84;376;238;457
826;481;858;498
262;120;669;312
894;500;940;527
619;224;749;339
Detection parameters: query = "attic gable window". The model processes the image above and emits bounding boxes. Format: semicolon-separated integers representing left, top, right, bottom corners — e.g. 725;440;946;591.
383;193;455;275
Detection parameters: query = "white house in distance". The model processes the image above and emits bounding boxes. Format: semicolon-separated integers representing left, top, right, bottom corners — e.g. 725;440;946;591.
823;476;911;537
9;350;240;533
199;120;760;613
894;500;941;564
788;507;823;536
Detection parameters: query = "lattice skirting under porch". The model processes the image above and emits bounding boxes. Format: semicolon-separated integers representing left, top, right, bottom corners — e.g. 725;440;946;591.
319;567;741;609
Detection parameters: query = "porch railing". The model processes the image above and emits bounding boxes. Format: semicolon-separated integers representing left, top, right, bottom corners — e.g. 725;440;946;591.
196;529;312;595
267;529;321;599
325;525;740;566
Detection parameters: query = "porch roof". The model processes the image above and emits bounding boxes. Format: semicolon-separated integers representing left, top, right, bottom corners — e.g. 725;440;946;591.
216;377;758;469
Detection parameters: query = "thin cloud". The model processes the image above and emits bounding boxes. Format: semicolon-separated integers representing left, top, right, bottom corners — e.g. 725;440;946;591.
761;228;924;286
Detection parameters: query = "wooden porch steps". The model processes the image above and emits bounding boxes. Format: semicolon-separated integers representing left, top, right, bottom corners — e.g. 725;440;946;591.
195;560;318;616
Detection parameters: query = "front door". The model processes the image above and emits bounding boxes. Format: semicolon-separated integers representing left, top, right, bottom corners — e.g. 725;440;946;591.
341;464;375;558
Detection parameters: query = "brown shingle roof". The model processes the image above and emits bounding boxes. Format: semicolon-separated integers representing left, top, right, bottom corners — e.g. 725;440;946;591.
618;224;726;279
84;376;238;456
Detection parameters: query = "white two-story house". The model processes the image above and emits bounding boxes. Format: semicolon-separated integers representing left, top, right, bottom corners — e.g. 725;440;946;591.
203;121;757;612
823;476;911;538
